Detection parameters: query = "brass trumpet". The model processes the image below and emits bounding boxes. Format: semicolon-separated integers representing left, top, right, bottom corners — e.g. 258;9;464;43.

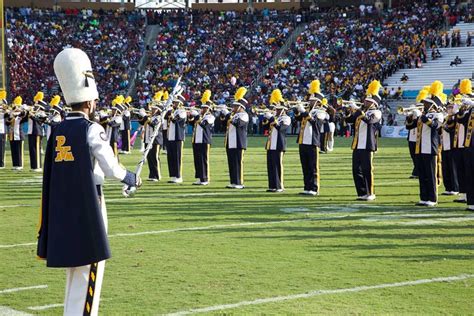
397;105;424;116
254;108;273;114
337;97;363;106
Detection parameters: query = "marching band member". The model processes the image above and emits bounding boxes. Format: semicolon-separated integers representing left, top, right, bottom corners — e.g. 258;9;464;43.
451;79;473;203
106;96;125;158
27;92;47;172
264;89;291;192
161;90;170;154
345;80;383;201
37;48;141;316
458;79;474;211
405;87;429;179
139;92;164;182
319;99;335;153
440;99;459;196
296;80;327;196
119;96;132;154
8;96;27;170
189;90;215;185
45;95;64;141
0;90;8;169
415;81;445;207
98;105;109;131
167;92;187;183
222;87;249;189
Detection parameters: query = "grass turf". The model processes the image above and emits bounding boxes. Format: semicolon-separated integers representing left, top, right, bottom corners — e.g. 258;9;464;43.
0;136;473;315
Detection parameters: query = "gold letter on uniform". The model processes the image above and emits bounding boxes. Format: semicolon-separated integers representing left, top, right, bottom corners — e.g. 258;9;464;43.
55;136;75;162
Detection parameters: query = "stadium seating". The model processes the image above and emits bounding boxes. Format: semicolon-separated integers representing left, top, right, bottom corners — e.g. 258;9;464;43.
6;8;145;105
135;11;295;106
384;22;474;96
254;3;447;106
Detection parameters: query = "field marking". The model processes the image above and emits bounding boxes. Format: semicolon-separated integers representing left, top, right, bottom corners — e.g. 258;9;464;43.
27;303;63;311
0;218;322;248
107;192;230;201
0;204;34;209
0;285;47;295
165;274;474;315
0;242;36;249
399;215;474;226
0;306;32;316
109;219;318;237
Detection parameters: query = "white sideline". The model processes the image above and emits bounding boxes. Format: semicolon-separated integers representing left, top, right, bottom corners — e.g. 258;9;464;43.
165;274;474;315
0;285;47;295
0;306;32;316
27;303;63;311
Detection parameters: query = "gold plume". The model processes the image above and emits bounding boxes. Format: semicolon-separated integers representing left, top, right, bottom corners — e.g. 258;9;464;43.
13;96;22;106
416;89;429;103
460;79;472;95
34;92;44;103
234;87;247;101
50;95;61;107
201;90;212;104
308;80;320;95
429;81;443;97
366;80;382;96
270;89;284;104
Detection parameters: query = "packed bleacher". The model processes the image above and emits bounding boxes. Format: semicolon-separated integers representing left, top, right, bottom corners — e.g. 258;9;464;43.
254;2;450;109
135;10;295;107
4;1;467;114
6;7;145;105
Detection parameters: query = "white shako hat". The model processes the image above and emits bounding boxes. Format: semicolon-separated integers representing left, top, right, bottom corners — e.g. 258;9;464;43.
53;48;99;105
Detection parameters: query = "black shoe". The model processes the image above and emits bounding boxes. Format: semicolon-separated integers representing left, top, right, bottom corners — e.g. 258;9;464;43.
266;189;277;192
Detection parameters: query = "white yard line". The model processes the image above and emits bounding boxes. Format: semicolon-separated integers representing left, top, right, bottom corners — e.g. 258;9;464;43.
0;218;318;248
0;243;36;249
0;306;32;316
165;274;474;316
27;303;63;311
0;205;34;209
109;219;316;238
0;285;47;295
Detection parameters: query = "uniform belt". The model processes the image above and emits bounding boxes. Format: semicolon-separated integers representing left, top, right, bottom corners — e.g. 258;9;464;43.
96;185;102;197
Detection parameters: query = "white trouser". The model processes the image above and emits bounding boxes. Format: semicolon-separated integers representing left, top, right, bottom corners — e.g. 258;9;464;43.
64;194;107;316
327;122;335;152
64;261;106;316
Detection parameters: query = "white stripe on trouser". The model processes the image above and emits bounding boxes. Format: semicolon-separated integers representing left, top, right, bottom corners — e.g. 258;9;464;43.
63;193;107;316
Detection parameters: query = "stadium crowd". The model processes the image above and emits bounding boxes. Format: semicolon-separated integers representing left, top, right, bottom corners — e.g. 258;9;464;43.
4;1;469;115
6;7;145;104
135;10;295;107
254;2;448;107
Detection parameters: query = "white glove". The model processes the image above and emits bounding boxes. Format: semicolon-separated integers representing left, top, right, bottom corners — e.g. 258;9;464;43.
122;176;142;198
52;114;62;123
122;185;137;198
297;104;305;113
264;111;272;120
412;109;422;119
21;104;30;111
462;98;474;107
139;108;147;117
221;108;230;116
190;109;199;117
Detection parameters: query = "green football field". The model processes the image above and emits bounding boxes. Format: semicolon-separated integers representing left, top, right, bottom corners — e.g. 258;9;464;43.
0;136;473;315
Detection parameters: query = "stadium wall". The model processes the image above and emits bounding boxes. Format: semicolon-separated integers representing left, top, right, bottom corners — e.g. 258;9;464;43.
4;0;135;10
